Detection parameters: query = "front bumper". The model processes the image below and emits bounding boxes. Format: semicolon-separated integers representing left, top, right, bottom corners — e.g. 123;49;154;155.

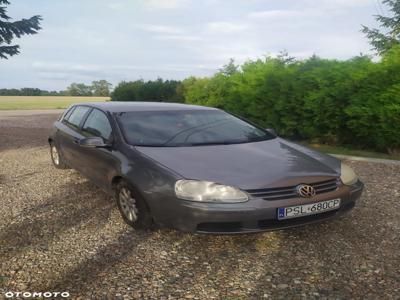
149;180;364;234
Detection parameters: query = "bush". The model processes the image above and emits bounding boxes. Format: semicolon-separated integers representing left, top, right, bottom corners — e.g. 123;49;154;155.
182;48;400;153
111;78;184;102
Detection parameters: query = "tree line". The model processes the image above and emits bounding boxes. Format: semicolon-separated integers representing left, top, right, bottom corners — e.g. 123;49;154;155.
0;80;112;97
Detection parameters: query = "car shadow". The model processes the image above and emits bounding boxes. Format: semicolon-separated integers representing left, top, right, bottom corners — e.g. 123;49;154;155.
42;229;262;298
249;216;363;298
44;229;152;295
0;180;114;260
125;229;276;298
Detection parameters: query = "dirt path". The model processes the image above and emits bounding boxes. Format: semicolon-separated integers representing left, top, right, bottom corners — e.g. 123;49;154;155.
0;109;64;117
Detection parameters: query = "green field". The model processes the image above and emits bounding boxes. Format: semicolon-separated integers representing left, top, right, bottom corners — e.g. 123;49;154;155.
0;96;109;110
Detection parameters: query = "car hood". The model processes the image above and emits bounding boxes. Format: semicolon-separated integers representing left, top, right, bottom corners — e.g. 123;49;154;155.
135;138;341;189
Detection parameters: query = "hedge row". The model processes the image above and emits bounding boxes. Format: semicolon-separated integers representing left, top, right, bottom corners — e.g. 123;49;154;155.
182;47;400;153
112;78;184;103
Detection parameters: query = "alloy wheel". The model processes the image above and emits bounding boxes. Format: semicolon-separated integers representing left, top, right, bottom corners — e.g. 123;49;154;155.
119;187;139;222
51;145;60;165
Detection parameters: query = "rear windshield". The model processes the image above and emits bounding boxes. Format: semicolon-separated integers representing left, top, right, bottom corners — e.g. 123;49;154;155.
117;109;275;147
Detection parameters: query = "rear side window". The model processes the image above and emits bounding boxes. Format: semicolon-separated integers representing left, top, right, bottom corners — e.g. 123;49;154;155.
82;108;112;141
62;106;75;121
66;106;90;128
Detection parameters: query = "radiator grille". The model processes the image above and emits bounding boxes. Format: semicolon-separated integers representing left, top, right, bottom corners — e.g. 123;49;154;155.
245;179;339;201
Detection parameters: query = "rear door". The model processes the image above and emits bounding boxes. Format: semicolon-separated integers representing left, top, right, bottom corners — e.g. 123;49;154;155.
57;105;91;171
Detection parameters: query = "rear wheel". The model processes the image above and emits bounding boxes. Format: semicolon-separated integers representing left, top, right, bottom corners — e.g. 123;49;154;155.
50;143;68;169
115;180;154;230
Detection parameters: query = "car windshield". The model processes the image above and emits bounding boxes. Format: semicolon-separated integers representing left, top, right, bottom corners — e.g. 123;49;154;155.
117;109;275;147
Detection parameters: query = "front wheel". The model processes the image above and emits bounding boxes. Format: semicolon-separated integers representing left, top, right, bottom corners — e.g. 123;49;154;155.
50;143;68;169
115;181;154;230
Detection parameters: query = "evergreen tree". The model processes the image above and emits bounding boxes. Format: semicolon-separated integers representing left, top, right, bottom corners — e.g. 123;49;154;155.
362;0;400;54
0;0;42;59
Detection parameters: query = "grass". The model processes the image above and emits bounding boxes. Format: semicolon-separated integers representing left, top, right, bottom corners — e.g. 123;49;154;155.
302;142;400;161
0;96;109;110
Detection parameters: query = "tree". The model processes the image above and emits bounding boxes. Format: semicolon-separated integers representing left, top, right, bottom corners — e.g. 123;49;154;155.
111;80;144;102
111;79;184;102
219;58;239;76
92;80;112;96
0;0;42;59
20;87;41;96
67;83;92;96
362;0;400;55
277;50;296;64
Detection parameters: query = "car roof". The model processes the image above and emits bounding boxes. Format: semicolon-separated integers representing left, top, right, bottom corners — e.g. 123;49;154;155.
74;101;218;113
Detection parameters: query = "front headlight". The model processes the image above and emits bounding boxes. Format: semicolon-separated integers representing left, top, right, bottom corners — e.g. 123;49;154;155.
175;180;248;203
340;163;358;185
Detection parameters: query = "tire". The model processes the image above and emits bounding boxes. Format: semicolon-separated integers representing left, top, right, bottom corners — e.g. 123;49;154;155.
50;142;69;169
115;180;154;230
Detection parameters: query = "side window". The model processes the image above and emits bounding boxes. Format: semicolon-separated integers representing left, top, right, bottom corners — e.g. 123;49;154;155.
66;106;90;129
82;109;113;141
62;106;75;123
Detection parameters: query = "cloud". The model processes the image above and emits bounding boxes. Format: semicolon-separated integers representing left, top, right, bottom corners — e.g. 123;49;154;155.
139;24;183;34
33;62;110;81
247;10;304;19
316;35;370;57
143;0;189;9
206;22;249;34
153;34;202;42
0;0;378;90
312;0;371;8
107;2;125;10
32;61;214;80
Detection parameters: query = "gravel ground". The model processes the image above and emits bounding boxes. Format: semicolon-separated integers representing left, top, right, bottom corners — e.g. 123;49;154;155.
0;112;399;299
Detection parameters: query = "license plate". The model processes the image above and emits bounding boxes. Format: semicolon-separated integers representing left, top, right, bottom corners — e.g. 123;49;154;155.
277;199;341;220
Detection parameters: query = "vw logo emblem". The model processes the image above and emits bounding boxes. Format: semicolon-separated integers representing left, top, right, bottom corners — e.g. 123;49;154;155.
296;184;316;198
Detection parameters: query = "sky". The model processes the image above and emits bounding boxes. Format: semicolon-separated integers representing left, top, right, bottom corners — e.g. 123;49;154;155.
0;0;386;90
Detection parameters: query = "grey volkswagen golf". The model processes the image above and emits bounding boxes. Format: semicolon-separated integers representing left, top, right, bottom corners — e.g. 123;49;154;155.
49;102;364;234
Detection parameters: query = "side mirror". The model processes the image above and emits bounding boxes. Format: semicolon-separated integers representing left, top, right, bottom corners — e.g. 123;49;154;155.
79;137;109;148
265;128;277;136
